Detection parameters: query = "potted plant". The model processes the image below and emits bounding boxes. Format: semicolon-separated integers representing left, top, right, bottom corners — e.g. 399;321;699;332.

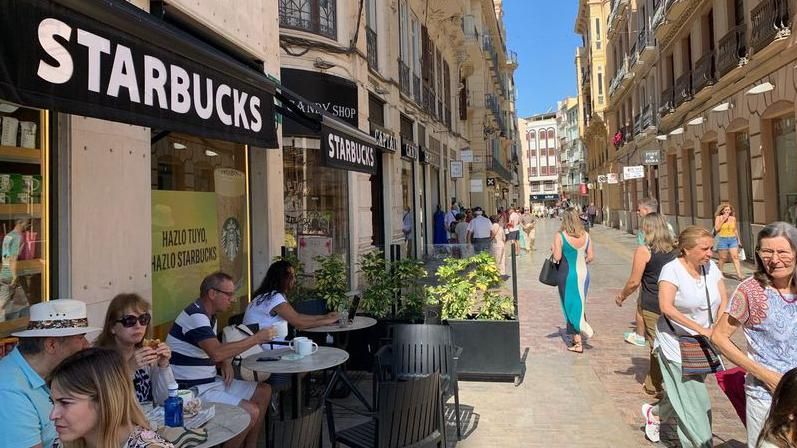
313;253;348;313
427;252;522;382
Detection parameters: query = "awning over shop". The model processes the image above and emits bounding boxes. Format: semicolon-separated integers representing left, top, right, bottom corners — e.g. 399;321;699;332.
531;194;560;201
319;116;378;175
0;0;277;148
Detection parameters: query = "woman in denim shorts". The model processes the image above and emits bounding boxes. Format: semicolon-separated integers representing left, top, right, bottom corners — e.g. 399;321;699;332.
714;203;744;279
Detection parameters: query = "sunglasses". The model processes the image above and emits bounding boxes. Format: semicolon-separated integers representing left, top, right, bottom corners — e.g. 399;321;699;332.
115;313;151;328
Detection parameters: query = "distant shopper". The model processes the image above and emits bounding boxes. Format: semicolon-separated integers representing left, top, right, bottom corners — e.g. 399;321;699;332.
755;367;797;448
714;203;744;280
586;202;597;228
647;226;728;447
711;222;797;447
551;208;594;353
490;215;507;276
616;213;676;404
467;207;492;253
445;202;458;242
506;206;521;256
521;208;536;252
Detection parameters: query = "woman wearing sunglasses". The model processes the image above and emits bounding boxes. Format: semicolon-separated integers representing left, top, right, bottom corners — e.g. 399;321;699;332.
95;293;175;405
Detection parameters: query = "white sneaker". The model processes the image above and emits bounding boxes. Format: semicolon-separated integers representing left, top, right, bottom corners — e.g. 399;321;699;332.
624;331;646;347
641;403;660;443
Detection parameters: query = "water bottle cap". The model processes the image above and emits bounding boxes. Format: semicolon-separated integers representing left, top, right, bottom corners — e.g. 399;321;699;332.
168;383;179;391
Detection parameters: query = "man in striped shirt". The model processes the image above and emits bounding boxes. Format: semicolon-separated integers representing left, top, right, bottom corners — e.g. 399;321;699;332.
167;272;275;448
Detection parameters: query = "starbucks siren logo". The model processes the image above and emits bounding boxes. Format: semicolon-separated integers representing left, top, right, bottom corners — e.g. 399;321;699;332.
221;217;242;261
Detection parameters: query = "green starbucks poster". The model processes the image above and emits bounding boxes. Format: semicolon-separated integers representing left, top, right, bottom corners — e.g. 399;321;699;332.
151;191;220;326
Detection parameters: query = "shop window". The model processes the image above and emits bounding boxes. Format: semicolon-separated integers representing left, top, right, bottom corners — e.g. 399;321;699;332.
774;117;797;222
278;0;338;40
150;133;249;328
283;141;351;276
0;101;49;336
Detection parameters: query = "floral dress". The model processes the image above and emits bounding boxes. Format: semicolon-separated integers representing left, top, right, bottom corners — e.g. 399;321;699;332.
53;426;174;448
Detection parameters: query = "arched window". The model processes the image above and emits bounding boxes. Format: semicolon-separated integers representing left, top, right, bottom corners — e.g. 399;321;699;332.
528;131;536;150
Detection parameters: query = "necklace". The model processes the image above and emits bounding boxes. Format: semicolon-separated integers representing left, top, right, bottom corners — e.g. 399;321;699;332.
773;287;797;304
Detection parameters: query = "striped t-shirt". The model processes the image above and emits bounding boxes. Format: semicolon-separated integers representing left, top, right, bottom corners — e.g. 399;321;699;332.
166;301;218;388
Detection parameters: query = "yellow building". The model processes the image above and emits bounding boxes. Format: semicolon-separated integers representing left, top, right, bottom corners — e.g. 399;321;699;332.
605;0;797;255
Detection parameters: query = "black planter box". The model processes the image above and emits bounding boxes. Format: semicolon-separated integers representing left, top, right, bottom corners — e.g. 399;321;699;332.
446;319;522;382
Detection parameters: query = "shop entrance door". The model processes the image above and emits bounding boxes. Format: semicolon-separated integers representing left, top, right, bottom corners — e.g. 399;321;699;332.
735;133;753;254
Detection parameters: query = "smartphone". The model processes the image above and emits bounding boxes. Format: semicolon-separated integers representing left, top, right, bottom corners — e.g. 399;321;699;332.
257;356;281;362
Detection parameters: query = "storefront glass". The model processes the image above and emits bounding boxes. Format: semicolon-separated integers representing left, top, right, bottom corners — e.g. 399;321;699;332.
775;117;797;222
283;141;350;278
0;100;49;334
151;133;250;326
401;159;415;258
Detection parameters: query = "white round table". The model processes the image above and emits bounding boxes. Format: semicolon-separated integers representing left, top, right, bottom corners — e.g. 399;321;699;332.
242;346;349;375
301;315;377;333
195;403;250;448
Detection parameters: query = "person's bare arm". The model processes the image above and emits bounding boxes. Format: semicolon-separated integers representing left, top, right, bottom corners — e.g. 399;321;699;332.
274;302;338;330
551;233;563;262
659;281;713;337
711;312;782;392
197;327;275;363
617;246;650;305
585;235;595;263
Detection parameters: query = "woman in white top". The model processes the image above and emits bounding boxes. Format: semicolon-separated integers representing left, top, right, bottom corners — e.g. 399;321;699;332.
645;226;729;447
243;260;339;350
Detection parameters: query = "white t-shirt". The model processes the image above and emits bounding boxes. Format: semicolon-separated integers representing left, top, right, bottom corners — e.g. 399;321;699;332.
508;212;520;231
655;259;723;362
467;216;492;238
243;291;288;351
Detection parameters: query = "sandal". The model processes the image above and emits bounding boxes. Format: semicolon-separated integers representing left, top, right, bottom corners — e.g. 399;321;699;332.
567;342;583;353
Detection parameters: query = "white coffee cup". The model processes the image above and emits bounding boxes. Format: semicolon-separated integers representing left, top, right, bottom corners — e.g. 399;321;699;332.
289;337;318;356
272;320;289;339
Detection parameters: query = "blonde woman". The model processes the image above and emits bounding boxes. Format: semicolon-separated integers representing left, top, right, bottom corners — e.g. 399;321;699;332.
646;226;729;448
615;213;677;442
49;347;173;447
714;203;744;279
551;208;595;353
95;294;175;405
489;214;507;275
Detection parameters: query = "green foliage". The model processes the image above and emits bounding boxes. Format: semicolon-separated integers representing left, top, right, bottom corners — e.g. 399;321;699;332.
313;254;348;311
358;250;428;320
427;252;514;321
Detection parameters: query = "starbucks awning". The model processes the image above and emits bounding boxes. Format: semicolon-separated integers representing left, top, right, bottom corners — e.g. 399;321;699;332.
0;0;277;148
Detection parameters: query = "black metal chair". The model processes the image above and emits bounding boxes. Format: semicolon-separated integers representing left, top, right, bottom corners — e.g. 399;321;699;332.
327;373;444;448
267;405;323;448
374;324;463;439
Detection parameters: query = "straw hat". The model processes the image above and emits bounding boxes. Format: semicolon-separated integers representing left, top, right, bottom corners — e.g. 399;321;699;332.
12;299;100;337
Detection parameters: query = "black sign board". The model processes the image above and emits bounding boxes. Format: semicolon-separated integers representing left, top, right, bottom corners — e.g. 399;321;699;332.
401;140;418;160
370;125;397;152
281;68;357;137
642;149;661;165
0;0;277;148
486;177;497;187
530;194;560;201
320;120;377;175
419;149;429;165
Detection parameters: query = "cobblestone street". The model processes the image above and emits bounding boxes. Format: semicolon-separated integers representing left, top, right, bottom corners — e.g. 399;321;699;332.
452;219;749;447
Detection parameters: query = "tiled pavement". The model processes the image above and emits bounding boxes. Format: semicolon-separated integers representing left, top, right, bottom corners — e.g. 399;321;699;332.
317;219;750;447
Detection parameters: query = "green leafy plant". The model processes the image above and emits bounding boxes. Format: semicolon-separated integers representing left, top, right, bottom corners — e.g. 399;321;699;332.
358;250;428;320
427;252;514;320
313;254;348;311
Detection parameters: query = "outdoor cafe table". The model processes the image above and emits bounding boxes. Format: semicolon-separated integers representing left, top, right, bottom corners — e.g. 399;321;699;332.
242;347;371;417
195;403;250;448
300;315;377;334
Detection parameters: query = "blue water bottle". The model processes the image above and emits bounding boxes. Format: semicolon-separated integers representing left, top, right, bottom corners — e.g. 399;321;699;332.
164;383;184;427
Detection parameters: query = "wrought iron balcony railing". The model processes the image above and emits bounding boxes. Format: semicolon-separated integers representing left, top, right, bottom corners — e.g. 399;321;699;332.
366;27;378;71
751;0;791;52
399;61;410;97
674;70;693;107
717;25;748;78
692;50;716;93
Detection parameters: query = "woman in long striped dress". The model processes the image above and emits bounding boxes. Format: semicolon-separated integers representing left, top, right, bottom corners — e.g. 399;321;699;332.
552;208;595;353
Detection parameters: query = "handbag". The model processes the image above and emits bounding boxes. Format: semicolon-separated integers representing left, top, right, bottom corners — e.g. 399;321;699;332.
738;248;747;261
715;366;747;425
539;256;559;286
664;265;725;378
221;323;270;382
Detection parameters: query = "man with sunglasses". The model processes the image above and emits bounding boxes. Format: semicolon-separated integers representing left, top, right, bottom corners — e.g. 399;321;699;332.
166;272;276;448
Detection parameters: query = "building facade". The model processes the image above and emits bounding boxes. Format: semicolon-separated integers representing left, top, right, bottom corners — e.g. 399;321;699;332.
0;0;520;338
519;113;560;213
557;97;587;207
575;0;614;223
601;0;796;255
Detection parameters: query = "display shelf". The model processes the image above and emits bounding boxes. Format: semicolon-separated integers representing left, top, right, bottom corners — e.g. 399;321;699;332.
0;203;42;218
0;146;41;164
0;316;27;337
17;259;43;275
